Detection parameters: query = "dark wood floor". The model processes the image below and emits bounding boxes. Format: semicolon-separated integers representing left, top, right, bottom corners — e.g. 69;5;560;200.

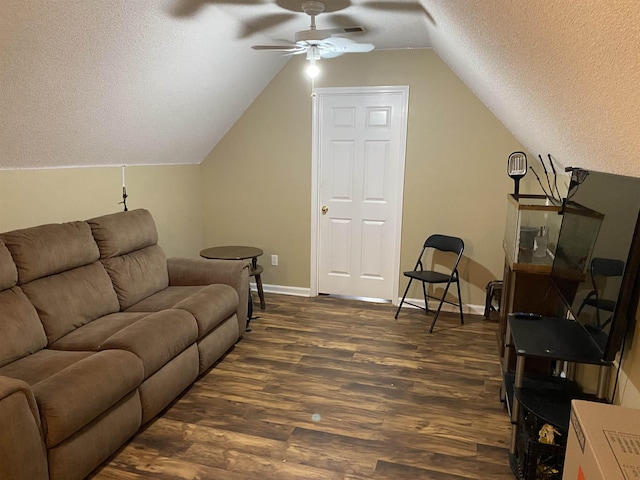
91;294;514;480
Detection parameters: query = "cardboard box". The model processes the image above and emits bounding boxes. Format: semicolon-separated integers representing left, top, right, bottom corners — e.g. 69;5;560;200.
563;400;640;480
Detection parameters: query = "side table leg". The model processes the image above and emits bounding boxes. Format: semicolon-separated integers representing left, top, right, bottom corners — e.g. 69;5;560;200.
256;273;265;309
250;256;265;309
247;284;253;327
509;354;525;454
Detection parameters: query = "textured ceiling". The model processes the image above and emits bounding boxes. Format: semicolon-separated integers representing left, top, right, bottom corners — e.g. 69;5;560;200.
1;1;639;177
0;1;290;169
428;1;640;177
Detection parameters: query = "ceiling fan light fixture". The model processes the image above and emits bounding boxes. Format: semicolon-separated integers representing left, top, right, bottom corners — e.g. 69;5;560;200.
306;46;321;78
306;59;320;78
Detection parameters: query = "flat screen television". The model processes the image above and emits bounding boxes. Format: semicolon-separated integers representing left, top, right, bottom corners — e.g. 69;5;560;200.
551;168;640;361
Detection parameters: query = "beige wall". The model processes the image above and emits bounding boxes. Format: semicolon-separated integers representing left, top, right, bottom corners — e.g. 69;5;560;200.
1;47;640;407
0;165;203;257
201;49;524;307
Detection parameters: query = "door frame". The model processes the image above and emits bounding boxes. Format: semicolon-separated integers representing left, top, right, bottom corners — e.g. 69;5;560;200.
310;85;409;303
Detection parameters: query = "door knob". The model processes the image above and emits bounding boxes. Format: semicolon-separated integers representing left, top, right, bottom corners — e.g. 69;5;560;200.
321;205;328;215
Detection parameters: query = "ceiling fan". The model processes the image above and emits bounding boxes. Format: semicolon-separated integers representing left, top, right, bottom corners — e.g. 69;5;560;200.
251;0;374;75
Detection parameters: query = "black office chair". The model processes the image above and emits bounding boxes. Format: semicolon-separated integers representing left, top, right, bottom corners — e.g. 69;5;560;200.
576;257;625;330
395;234;465;333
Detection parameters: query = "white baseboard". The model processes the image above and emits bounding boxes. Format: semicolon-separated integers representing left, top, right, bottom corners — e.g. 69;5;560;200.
398;297;485;316
247;284;483;314
250;282;311;297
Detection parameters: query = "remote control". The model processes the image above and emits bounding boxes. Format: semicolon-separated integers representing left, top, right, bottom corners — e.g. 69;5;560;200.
513;312;542;319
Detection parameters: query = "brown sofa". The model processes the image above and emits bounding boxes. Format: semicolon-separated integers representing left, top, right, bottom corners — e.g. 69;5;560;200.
0;209;249;480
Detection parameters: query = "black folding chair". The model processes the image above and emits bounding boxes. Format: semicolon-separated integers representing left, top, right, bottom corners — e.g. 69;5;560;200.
577;257;625;330
395;234;465;333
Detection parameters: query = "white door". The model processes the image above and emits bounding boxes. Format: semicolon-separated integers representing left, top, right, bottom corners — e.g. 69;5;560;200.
312;86;408;301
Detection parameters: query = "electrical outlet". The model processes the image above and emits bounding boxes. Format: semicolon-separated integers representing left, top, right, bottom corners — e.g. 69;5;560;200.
271;254;278;266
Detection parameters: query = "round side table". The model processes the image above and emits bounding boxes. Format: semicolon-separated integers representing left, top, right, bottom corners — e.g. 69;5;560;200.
199;246;265;309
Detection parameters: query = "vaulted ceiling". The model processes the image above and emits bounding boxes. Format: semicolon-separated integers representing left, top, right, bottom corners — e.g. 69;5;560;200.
1;1;638;176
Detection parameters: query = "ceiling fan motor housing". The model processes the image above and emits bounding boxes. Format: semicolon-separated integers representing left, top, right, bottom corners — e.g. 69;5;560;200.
302;1;325;16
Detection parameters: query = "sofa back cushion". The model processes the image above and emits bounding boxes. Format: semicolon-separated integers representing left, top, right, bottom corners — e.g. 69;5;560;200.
1;221;99;283
22;262;120;344
0;238;17;291
0;240;47;368
1;222;120;344
89;209;158;258
88;209;169;310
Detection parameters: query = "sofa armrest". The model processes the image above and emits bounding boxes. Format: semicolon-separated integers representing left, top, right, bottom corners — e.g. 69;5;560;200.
0;376;49;480
167;257;250;335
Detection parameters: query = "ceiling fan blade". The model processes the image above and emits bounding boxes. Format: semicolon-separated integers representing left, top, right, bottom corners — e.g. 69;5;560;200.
170;0;204;17
252;45;302;52
170;0;264;18
239;13;298;38
322;36;375;53
283;49;308;56
318;40;374;58
343;42;375;53
364;1;425;12
318;49;346;59
363;1;436;25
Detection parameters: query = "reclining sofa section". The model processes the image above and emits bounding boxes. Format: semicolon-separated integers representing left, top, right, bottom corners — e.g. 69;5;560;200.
0;209;249;480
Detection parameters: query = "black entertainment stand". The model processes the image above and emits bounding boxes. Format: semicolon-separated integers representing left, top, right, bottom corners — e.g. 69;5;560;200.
505;314;610;479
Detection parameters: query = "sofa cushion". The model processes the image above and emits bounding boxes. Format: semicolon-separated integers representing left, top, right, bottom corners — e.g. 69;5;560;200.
99;309;198;378
100;244;169;310
88;209;158;259
0;287;48;368
49;312;151;351
0;376;49;480
51;309;198;380
22;261;120;344
0;240;17;291
0;350;93;386
88;209;169;310
47;390;141;480
1;222;99;284
0;239;47;368
0;349;144;448
126;284;238;337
